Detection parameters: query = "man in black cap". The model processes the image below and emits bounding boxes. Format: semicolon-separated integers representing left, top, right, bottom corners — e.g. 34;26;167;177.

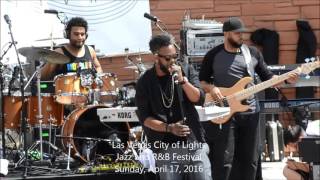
199;17;297;180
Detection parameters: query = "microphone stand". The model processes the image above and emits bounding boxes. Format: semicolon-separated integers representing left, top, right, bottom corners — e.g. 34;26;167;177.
175;72;192;180
1;42;16;159
152;20;180;51
176;83;186;125
5;18;29;177
151;17;185;63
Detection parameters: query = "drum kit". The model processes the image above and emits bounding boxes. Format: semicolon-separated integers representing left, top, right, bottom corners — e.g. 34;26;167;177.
1;46;142;168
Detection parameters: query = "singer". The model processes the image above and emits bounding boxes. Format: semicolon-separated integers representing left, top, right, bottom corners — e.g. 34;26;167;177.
135;34;211;180
41;17;102;80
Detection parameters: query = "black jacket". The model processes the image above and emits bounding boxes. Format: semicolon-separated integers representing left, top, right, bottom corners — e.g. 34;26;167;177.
135;62;206;148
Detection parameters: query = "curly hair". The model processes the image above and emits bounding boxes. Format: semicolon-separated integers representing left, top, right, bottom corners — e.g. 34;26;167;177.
149;33;175;54
65;17;88;38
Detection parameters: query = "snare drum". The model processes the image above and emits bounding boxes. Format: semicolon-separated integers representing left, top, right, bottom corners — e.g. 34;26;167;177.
54;73;89;105
27;93;64;126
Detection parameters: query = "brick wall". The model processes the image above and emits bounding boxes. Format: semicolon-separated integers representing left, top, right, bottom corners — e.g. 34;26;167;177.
101;0;319;81
150;0;320;58
99;0;319;125
148;0;320;126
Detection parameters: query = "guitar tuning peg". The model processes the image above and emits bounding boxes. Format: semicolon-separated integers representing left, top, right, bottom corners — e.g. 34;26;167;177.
305;58;310;63
310;57;315;62
305;74;310;79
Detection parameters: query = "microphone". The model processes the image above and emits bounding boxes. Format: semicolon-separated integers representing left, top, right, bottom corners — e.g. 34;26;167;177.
4;14;11;25
44;9;59;14
172;71;179;84
143;13;159;22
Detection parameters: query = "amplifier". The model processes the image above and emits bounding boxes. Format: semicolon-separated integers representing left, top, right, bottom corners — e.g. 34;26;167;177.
182;18;223;30
298;136;320;163
181;29;224;57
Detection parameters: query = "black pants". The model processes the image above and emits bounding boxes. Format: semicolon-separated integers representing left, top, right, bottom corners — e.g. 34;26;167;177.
202;113;260;180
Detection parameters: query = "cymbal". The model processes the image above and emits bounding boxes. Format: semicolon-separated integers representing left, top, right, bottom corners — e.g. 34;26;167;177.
18;47;70;64
124;65;138;70
104;51;150;58
35;37;67;41
124;63;152;70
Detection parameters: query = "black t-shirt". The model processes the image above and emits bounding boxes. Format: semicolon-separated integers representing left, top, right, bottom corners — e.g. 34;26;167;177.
199;44;274;113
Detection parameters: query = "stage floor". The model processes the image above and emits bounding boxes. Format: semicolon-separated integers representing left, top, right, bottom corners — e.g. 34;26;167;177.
262;161;286;180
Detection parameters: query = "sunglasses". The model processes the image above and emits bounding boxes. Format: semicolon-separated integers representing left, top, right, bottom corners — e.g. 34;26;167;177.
157;53;179;61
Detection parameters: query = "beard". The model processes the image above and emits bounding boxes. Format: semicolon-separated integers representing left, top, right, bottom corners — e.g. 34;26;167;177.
228;37;243;48
159;60;170;75
70;40;84;49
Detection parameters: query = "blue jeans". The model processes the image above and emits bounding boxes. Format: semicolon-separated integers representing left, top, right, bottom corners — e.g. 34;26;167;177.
155;142;212;180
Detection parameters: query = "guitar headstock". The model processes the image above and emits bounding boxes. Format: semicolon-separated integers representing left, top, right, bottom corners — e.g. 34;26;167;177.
299;56;320;75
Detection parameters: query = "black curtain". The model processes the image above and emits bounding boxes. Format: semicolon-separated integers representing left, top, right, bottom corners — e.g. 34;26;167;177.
296;20;317;99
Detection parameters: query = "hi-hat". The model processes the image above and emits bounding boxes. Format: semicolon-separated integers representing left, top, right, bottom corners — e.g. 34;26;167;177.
18;47;70;64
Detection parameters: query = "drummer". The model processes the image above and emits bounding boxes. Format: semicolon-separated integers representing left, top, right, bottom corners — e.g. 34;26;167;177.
41;17;102;80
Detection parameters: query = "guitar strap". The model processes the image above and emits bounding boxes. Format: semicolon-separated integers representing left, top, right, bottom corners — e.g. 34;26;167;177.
241;44;255;78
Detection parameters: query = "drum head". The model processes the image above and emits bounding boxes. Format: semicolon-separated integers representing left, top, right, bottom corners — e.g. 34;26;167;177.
62;105;129;163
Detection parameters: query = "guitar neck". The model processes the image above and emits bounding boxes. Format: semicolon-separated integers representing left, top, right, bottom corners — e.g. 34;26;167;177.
234;69;300;101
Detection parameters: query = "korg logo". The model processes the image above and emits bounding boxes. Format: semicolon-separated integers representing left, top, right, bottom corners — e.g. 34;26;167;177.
118;112;132;119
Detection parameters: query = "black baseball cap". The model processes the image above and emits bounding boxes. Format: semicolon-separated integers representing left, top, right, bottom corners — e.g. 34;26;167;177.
223;17;247;32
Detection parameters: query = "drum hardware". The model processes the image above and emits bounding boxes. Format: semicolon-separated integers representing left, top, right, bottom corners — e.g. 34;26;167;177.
66;142;72;170
15;139;62;167
18;47;69;173
6;131;18;150
48;116;54;155
88;88;100;105
124;49;147;76
57;135;119;164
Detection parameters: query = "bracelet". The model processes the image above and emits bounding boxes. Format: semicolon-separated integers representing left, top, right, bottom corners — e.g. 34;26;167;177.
167;123;172;133
179;77;188;85
165;123;169;133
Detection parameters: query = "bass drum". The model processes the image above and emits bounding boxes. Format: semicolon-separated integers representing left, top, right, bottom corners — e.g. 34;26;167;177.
61;105;129;163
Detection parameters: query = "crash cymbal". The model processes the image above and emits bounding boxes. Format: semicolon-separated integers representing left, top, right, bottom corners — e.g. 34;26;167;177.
18;47;69;64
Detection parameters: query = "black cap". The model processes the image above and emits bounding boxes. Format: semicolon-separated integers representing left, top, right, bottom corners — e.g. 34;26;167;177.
223;17;247;32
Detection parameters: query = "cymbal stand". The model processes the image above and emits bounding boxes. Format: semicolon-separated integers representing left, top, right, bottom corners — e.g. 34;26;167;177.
20;60;48;162
0;59;6;159
66;141;72;171
47;115;56;155
35;60;44;161
16;139;61;167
